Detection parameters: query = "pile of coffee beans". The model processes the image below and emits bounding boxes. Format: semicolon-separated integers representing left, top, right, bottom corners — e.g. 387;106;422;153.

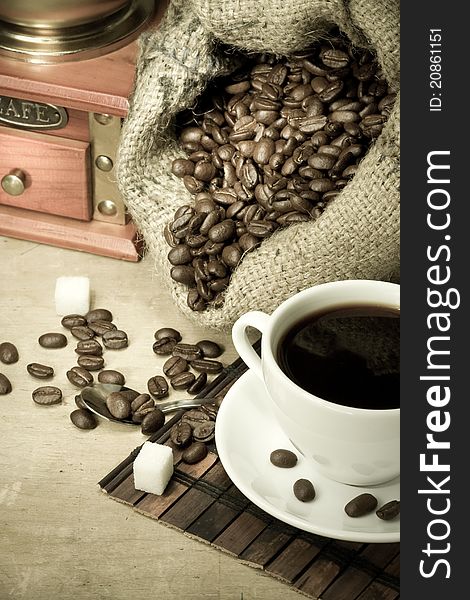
170;403;220;464
269;447;400;518
167;35;396;311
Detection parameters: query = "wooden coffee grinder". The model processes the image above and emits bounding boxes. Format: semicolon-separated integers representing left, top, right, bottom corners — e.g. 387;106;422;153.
0;0;165;261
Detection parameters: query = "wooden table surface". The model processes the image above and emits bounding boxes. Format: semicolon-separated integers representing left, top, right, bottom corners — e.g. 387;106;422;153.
0;236;301;600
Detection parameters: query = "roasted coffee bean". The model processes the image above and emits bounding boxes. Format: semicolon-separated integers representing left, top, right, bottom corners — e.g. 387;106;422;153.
132;407;156;423
154;327;182;342
131;393;152;412
153;337;177;355
171;265;196;286
172;343;202;361
147;375;169;399
171;158;195;178
293;479;316;502
102;330;128;350
39;332;67;349
61;314;87;329
344;493;378;517
66;366;93;388
221;244;242;268
182;408;211;428
77;355;105;371
200;402;219;420
106;392;131;419
88;320;117;336
182;442;208;464
187;372;208;395
376;500;400;520
170;421;193;447
0;373;12;395
120;389;141;403
32;385;62;405
270;449;298;468
196;340;223;358
86;308;113;323
193;421;216;443
187;290;207;311
75;339;103;356
141;408;165;435
168;245;192;265
320;48;350;69
74;394;88;410
98;370;125;386
27;363;54;379
71;325;95;341
170;371;196;390
0;341;19;364
163;356;188;377
190;358;224;374
208;219;236;243
70;408;97;430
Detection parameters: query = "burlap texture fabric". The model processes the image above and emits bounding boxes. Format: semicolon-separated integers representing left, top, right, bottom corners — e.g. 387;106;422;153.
116;0;400;331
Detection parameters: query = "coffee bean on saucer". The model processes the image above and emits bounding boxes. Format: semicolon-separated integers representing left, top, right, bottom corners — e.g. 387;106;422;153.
75;339;103;356
67;366;94;388
77;355;105;371
141;408;165;435
182;442;208;464
170;421;193;447
376;500;400;520
61;314;86;329
70;408;98;430
190;358;223;374
70;326;95;341
344;493;378;517
293;479;316;502
86;308;113;323
39;333;67;349
196;340;223;358
98;370;125;386
0;341;19;364
102;330;128;350
0;373;12;395
27;363;54;379
170;372;195;390
270;449;298;468
187;372;207;395
147;376;169;399
163;356;188;378
154;327;182;342
32;385;62;405
106;392;131;420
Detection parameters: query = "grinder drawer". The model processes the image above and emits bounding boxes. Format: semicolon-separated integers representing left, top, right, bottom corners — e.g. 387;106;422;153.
0;127;91;220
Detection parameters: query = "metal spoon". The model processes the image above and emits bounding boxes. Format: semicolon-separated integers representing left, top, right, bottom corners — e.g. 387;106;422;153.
79;384;209;425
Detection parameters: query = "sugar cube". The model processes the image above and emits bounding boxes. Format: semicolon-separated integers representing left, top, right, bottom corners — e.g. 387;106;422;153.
55;276;90;316
133;441;174;495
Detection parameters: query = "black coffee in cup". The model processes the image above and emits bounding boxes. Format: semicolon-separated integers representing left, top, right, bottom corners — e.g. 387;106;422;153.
277;305;399;409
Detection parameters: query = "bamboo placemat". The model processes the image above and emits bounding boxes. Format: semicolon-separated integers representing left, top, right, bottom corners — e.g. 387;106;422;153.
99;350;400;600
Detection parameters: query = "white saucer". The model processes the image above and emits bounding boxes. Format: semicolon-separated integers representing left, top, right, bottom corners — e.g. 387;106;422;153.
215;369;400;543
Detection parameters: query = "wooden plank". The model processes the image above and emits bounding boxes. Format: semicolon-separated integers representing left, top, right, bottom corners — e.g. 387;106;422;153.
265;538;321;583
111;474;146;506
0;128;91;220
161;487;215;530
200;461;233;492
296;557;342;597
355;581;400;600
185;500;239;542
240;527;293;567
176;451;218;479
135;480;188;518
213;513;267;556
0;204;142;261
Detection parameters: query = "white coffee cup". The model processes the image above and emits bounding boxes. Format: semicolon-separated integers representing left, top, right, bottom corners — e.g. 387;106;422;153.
232;280;400;486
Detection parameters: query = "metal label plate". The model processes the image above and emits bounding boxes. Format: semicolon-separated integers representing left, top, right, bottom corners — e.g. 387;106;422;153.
0;95;68;130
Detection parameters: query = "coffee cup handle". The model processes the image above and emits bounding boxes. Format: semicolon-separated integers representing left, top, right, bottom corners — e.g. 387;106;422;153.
232;311;270;380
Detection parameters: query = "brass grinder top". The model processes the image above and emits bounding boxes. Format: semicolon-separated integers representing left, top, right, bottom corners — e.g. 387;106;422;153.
0;0;154;63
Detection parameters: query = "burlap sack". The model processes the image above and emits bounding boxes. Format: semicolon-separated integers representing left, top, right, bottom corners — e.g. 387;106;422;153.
116;0;400;331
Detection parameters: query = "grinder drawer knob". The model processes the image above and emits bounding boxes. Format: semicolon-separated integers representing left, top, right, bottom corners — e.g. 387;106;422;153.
1;169;26;196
